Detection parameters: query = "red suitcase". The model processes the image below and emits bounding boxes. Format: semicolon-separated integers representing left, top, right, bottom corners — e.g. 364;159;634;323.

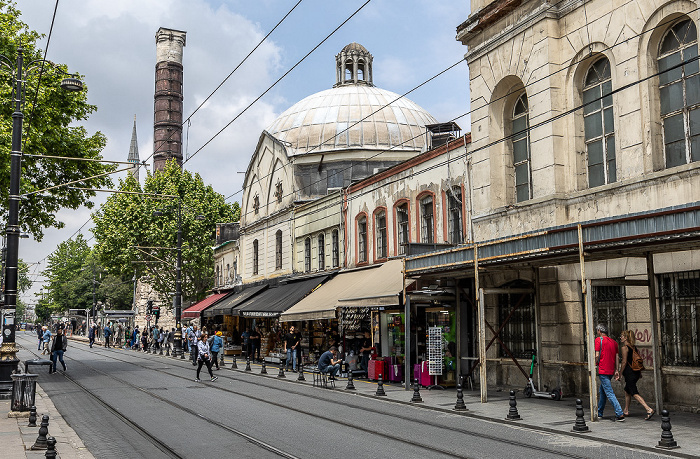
419;360;432;387
368;359;384;381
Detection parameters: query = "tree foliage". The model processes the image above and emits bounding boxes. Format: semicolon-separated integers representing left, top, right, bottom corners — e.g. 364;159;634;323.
92;161;240;305
1;1;114;240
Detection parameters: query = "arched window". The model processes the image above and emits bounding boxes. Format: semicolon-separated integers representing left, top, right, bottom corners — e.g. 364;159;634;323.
332;229;339;268
304;238;311;272
275;230;283;270
375;210;387;259
318;233;325;271
252;240;259;275
659;19;700;167
357;216;367;263
512;93;532;202
447;186;463;244
419;195;434;243
583;57;616;187
396;202;409;255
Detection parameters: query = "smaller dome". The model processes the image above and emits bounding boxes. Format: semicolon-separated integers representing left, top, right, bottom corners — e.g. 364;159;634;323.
341;42;369;54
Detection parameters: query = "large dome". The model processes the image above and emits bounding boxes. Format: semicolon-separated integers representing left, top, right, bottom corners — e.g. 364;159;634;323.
266;84;438;156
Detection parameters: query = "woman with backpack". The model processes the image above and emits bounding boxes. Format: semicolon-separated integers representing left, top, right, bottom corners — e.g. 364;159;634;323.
618;330;654;420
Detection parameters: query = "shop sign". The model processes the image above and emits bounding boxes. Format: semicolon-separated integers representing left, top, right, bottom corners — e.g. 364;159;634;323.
340;307;370;332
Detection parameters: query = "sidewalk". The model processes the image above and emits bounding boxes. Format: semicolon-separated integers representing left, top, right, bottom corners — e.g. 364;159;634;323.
229;359;699;458
1;383;94;459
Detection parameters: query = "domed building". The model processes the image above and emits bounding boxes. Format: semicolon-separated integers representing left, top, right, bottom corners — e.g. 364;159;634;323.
235;43;438;292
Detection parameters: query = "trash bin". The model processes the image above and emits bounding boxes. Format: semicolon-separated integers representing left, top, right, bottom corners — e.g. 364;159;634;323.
11;373;38;412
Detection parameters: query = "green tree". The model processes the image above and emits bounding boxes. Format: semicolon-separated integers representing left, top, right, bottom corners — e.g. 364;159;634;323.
1;1;114;241
14;259;31;320
43;234;91;312
92;161;239;305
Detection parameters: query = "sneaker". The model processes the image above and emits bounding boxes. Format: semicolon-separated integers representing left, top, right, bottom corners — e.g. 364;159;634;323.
195;378;201;382
211;376;218;382
615;415;625;422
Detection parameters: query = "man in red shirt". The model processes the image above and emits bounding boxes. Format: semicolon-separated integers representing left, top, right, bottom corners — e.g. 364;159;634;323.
595;324;625;421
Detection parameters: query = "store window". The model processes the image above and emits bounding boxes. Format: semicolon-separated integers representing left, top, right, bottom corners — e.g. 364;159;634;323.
583;57;616;187
275;230;282;270
659;270;700;366
396;202;409;255
658;19;700;167
358;216;367;263
497;280;535;359
592;285;627;343
318;233;325;271
252;239;259;275
447;186;463;244
332;229;339;268
304;237;311;272
511;93;532;202
419;195;434;243
375;210;387;259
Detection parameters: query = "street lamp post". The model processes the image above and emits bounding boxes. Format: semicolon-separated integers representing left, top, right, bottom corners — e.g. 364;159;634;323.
0;48;83;396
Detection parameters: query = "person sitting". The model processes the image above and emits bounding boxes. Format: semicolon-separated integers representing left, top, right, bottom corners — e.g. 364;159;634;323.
318;346;342;379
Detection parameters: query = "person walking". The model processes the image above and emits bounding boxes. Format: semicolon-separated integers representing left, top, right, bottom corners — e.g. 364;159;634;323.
103;323;112;348
36;326;44;351
249;326;261;362
88;325;96;348
49;327;68;374
619;330;655;419
595;324;625;421
210;331;223;370
141;328;149;352
116;325;123;348
152;326;160;351
188;325;199;365
195;333;218;382
41;326;52;355
283;326;300;372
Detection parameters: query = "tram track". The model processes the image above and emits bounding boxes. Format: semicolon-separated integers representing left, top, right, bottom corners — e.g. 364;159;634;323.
46;338;598;459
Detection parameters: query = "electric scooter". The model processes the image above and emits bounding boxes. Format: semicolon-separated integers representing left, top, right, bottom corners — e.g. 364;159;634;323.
523;349;562;401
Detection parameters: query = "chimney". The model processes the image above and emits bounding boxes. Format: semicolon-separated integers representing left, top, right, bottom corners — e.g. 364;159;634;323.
153;27;187;172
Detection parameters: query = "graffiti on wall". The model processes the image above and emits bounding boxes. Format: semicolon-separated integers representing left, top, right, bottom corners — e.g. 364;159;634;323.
632;327;654;366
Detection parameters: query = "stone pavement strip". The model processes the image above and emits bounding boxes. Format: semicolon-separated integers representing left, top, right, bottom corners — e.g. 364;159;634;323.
2;383;94;459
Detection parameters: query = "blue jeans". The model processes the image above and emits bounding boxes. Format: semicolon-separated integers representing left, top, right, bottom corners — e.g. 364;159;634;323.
50;350;65;372
321;363;341;377
598;374;623;417
286;348;297;371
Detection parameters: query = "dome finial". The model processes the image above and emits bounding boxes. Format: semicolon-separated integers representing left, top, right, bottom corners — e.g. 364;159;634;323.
334;43;373;87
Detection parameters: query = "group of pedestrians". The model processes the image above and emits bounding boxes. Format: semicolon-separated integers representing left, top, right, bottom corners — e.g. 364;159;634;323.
595;324;655;421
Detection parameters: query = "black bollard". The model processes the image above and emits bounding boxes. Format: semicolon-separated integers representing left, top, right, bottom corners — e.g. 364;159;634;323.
454;384;467;411
277;365;286;378
231;355;238;369
411;380;423;403
245;358;252;372
45;436;57;459
572;399;589;432
31;414;50;450
297;364;306;381
375;374;387;396
260;361;267;374
506;390;521;420
28;405;37;427
220;352;225;367
657;410;679;449
345;371;356;390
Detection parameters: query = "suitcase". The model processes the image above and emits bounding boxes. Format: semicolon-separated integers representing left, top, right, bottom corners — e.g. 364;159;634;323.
368;359;384;381
419;360;432;387
386;364;402;382
414;364;421;383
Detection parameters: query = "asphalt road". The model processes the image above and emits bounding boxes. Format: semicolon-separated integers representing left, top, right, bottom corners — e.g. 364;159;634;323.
15;332;677;459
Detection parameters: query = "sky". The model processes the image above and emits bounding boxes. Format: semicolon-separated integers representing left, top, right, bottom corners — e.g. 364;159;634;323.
11;0;472;305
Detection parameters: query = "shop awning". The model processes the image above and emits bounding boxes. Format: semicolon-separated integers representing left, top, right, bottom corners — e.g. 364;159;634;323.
182;292;231;319
280;260;407;321
203;285;268;318
234;275;329;318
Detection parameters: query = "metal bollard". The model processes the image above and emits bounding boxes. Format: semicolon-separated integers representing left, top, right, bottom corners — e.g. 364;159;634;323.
231;355;238;369
220;352;225;367
375;374;387;396
260;361;267;374
31;414;50;450
656;410;679;449
454;384;467;411
277;365;286;378
572;399;589;432
345;371;356;390
297;364;306;381
505;390;521;420
28;405;37;427
44;436;57;459
411;380;423;403
244;358;252;372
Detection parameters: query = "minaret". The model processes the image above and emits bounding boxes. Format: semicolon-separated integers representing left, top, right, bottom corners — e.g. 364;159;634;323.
128;116;140;182
153;27;186;172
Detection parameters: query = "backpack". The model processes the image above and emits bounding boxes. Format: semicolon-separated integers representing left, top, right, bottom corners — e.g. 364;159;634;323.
630;346;645;371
